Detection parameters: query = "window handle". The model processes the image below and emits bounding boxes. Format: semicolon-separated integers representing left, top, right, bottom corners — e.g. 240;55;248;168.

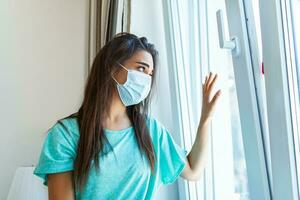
216;9;240;57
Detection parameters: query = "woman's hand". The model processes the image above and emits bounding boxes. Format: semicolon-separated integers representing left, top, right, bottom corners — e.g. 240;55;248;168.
180;72;221;181
201;72;221;122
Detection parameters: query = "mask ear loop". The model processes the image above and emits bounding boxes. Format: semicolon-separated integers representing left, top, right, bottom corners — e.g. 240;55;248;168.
112;75;120;85
112;62;129;85
116;62;129;72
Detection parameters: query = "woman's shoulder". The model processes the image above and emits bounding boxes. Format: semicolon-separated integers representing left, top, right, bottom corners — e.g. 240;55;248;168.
58;116;80;134
145;114;168;136
34;117;79;183
45;116;80;145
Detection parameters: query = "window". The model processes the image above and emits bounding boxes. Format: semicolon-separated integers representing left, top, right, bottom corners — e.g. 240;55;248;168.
289;0;300;188
162;0;268;199
285;0;300;195
259;0;300;198
204;1;250;199
163;0;299;199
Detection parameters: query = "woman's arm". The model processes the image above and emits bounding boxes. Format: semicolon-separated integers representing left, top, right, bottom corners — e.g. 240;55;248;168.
180;72;221;181
48;171;75;200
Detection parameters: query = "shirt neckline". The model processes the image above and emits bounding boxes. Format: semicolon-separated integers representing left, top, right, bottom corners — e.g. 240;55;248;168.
103;126;134;134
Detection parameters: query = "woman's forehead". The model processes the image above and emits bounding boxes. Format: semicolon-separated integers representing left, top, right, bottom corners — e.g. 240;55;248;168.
125;50;154;69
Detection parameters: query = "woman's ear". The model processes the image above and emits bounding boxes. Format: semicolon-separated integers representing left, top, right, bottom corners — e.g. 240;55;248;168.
111;67;127;85
111;64;121;77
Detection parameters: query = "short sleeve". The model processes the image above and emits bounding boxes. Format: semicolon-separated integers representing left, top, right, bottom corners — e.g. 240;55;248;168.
158;125;188;185
33;121;76;186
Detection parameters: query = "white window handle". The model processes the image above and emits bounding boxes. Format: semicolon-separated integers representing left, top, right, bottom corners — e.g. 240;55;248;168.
216;9;240;57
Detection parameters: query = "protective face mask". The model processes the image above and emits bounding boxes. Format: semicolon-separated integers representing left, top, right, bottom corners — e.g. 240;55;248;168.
112;62;152;106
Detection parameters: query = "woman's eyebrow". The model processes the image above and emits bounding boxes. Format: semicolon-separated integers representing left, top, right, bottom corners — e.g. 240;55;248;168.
136;61;150;68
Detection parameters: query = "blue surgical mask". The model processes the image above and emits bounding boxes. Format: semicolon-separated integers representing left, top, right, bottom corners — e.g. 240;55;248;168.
112;62;152;106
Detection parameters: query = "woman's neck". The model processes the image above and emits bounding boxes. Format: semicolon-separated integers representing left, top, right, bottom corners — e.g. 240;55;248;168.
109;92;126;118
102;92;131;130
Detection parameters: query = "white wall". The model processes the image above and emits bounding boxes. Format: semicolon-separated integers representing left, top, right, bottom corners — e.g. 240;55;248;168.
130;0;181;199
0;0;181;199
0;0;89;198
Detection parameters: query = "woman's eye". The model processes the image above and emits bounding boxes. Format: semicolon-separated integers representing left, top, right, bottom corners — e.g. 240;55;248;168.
137;66;145;71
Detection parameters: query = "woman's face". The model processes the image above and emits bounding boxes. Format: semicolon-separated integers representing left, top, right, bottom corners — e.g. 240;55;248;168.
113;50;154;85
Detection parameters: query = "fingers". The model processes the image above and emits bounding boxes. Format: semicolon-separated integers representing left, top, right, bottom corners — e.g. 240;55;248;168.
205;72;213;91
204;72;218;91
207;74;218;94
203;74;209;93
202;72;221;118
211;89;221;106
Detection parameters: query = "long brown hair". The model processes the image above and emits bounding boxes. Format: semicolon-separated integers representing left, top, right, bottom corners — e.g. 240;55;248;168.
59;32;158;192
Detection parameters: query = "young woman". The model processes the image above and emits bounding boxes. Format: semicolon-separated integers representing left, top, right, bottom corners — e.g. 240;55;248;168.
34;32;221;200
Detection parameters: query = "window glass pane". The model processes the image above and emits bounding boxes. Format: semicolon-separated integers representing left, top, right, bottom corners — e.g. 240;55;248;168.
290;0;300;193
249;0;300;194
292;1;300;91
199;1;250;199
251;0;274;187
291;0;300;148
252;0;300;194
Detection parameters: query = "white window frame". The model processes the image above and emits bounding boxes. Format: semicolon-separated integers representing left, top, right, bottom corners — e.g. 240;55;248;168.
259;0;300;199
162;0;273;199
221;1;272;199
161;0;198;199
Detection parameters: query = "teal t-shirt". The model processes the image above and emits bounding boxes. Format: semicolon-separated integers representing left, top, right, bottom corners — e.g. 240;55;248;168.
33;115;188;199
